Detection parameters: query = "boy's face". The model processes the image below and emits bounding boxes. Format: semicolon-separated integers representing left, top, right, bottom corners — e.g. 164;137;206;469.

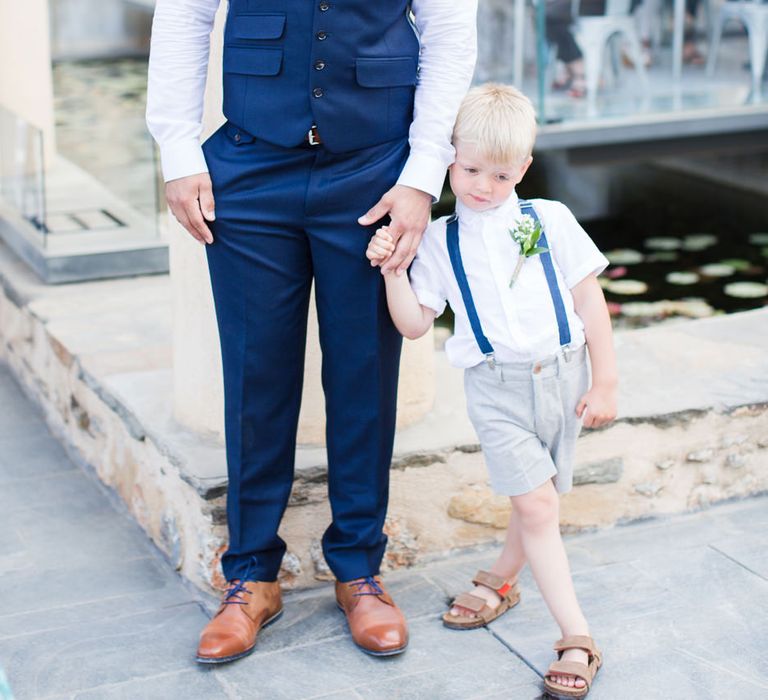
449;141;532;213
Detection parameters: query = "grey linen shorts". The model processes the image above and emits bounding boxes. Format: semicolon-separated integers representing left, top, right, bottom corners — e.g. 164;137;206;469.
464;344;589;497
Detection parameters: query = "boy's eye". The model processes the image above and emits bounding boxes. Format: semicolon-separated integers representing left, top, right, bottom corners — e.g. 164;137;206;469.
497;174;510;182
465;168;478;174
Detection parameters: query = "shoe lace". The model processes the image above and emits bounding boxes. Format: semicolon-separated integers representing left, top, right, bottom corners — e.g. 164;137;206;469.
222;579;252;606
349;576;385;597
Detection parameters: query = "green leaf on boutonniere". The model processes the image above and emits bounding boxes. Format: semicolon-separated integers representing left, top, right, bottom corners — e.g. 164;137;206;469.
526;245;549;257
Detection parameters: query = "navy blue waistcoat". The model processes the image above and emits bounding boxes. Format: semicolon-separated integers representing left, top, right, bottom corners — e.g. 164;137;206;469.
222;0;420;153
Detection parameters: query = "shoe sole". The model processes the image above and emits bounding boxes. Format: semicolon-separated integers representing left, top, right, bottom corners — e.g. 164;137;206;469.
335;603;408;657
195;607;284;665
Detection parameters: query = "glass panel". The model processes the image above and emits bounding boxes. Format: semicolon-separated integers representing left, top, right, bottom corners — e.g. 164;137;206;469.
51;56;160;239
0;106;47;240
475;0;768;127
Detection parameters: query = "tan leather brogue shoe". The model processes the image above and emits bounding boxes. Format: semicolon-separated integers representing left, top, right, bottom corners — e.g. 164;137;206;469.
196;579;283;664
335;576;408;656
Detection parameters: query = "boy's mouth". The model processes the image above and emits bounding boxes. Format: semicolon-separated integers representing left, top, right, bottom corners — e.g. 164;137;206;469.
469;194;490;204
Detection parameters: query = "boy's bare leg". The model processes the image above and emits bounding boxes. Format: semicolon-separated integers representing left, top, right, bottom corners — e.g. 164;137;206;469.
512;480;589;690
449;503;526;616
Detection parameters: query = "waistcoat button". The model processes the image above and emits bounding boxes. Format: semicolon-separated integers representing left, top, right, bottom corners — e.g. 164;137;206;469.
313;87;324;98
316;31;328;40
319;2;330;10
314;60;326;70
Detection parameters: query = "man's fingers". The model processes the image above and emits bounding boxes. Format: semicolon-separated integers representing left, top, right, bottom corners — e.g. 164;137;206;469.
358;198;391;226
183;200;213;244
381;231;417;273
172;207;205;244
199;180;216;222
575;397;587;418
396;241;421;273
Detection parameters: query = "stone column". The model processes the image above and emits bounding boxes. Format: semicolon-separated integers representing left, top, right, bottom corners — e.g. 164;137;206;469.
171;3;435;444
0;1;57;167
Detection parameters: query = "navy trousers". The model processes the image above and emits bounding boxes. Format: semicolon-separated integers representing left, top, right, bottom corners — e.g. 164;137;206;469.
202;122;407;583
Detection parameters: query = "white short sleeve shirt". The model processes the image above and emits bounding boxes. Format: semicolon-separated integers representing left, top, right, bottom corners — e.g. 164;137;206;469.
409;192;609;368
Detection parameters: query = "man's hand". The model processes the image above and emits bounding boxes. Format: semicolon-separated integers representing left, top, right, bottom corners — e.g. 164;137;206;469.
576;384;617;429
165;173;216;244
366;226;396;267
358;184;432;275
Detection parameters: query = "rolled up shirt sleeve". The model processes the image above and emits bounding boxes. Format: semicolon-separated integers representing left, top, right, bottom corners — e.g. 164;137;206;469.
398;0;478;200
146;0;221;182
408;223;448;317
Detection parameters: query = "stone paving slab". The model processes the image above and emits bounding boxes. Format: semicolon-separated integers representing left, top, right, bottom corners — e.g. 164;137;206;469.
2;361;768;699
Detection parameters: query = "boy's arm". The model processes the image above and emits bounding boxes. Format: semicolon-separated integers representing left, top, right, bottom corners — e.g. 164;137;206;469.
367;226;439;339
571;275;618;428
382;272;437;340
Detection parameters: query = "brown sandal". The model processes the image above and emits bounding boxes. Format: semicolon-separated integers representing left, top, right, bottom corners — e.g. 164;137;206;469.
442;570;520;630
543;635;603;699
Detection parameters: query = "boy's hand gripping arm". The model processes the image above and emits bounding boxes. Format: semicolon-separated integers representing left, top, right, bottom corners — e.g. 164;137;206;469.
571;275;618;429
366;228;437;340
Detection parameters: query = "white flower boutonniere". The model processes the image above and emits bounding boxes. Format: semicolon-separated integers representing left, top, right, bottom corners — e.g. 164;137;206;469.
508;214;548;288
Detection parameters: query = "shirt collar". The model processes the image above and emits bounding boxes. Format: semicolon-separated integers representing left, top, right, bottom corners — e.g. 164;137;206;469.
454;190;520;227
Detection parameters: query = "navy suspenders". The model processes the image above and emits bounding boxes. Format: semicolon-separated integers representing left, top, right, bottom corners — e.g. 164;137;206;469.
446;199;572;368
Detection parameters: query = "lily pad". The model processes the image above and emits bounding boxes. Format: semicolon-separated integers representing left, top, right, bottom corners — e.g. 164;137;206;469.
682;234;717;251
748;233;768;246
605;249;644;265
605;279;648;295
646;251;679;263
723;281;768;298
619;299;715;318
645;236;682;250
699;263;735;277
666;271;699;285
719;258;751;272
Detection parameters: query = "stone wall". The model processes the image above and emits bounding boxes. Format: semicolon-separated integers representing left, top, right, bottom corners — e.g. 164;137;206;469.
1;258;766;593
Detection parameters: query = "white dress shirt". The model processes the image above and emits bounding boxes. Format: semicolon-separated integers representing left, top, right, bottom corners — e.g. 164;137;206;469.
410;193;610;368
146;0;478;197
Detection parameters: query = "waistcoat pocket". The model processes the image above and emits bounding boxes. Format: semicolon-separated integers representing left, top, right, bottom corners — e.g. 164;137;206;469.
355;57;418;88
223;47;283;76
229;13;286;40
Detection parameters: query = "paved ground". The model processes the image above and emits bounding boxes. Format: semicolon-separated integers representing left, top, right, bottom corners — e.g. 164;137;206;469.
1;363;767;700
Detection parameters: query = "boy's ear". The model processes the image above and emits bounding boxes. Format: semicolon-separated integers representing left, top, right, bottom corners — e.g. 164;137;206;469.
516;156;533;183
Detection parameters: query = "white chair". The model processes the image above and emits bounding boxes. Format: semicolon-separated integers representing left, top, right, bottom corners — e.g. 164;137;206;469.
572;0;650;105
707;0;768;98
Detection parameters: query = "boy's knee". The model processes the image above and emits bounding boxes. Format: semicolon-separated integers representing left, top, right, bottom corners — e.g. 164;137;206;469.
512;483;559;531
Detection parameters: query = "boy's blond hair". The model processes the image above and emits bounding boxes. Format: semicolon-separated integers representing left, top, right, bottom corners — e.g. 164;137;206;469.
452;83;537;165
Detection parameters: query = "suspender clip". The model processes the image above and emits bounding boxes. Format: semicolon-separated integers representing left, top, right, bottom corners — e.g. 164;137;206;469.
562;345;572;363
485;353;497;369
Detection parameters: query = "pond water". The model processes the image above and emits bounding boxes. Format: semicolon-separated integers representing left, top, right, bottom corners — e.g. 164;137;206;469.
588;211;767;329
52;57;157;219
